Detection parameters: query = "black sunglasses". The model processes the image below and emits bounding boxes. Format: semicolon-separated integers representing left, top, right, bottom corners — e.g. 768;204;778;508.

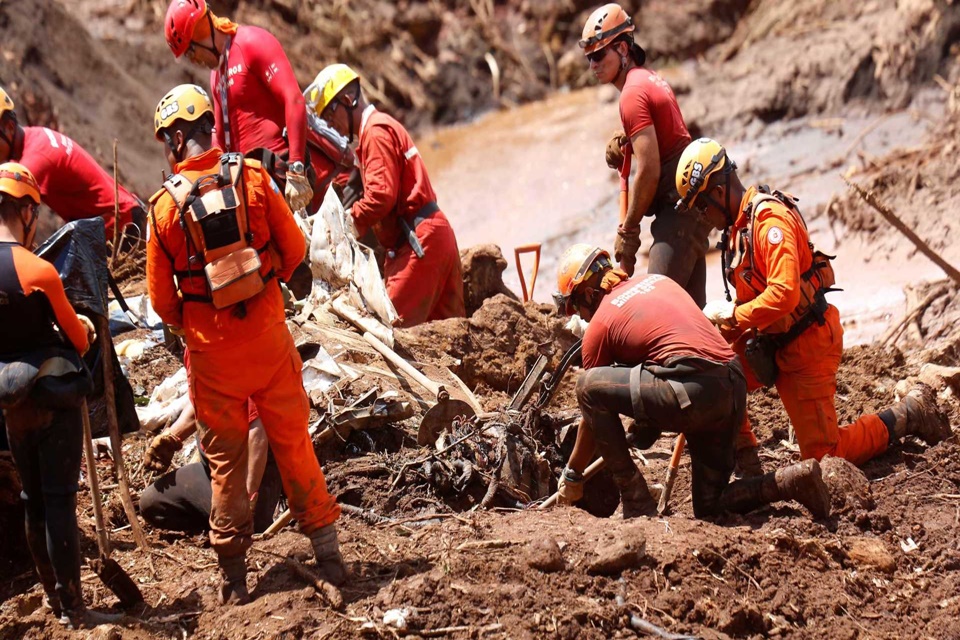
586;48;610;64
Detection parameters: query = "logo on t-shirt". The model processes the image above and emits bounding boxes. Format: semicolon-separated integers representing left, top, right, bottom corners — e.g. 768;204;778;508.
609;274;667;308
265;63;280;84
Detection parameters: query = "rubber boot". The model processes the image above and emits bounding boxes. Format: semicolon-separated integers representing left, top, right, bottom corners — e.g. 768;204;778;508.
309;524;347;586
890;384;951;445
772;459;831;520
734;445;764;478
58;608;121;630
217;555;250;606
613;469;657;519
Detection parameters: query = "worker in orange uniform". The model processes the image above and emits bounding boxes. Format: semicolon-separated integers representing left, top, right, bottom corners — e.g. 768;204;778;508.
675;138;951;466
552;244;831;520
0;163;119;629
306;64;465;327
164;0;314;211
0;86;145;244
146;84;344;605
579;4;712;303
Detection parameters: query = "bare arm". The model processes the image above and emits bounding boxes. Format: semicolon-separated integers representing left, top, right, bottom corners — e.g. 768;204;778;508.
246;418;269;497
623;126;660;230
566;418;596;474
167;400;198;444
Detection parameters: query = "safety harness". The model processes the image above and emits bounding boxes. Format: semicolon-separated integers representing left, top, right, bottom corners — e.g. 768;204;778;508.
721;186;839;349
150;153;274;312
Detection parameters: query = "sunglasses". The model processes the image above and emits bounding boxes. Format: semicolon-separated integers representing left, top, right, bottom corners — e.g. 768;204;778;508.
586;48;610;64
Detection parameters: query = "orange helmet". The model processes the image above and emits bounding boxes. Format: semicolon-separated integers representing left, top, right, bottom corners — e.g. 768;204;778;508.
154;84;213;140
579;3;635;55
554;244;612;315
0;87;14;120
0;162;41;204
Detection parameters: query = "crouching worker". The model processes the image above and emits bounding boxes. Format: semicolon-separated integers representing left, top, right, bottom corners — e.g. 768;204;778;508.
553;244;831;520
140;360;282;534
0;163;115;628
147;84;343;605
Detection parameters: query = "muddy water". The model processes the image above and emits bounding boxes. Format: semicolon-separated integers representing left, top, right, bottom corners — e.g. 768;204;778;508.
421;86;943;345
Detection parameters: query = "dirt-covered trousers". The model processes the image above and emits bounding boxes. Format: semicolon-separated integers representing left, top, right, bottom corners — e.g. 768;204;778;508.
4;402;84;611
576;356;747;517
189;323;341;558
647;187;713;310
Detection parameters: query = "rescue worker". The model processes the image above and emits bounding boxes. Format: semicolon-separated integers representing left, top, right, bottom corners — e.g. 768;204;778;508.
146;84;344;605
552;244;831;520
164;0;314;211
580;4;711;305
676;138;952;466
0;162;115;628
0;86;145;243
306;64;465;327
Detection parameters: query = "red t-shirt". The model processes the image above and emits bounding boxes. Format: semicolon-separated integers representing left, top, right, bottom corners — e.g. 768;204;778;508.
354;106;438;249
19;127;140;233
211;25;307;164
582;275;734;369
619;67;691;162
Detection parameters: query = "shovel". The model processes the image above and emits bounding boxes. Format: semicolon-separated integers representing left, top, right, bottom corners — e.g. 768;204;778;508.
656;434;686;515
81;399;143;607
514;243;541;303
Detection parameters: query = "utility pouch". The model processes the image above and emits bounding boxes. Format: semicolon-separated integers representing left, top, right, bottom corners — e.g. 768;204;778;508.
204;246;264;309
744;335;779;388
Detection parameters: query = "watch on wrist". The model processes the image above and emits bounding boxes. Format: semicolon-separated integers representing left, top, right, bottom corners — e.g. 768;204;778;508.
288;161;305;175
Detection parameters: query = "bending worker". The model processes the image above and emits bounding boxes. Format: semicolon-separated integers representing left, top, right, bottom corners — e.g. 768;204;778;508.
579;4;711;305
146;84;343;606
676;137;951;466
164;0;314;211
306;64;465;327
0;86;145;244
0;163;113;628
553;244;832;520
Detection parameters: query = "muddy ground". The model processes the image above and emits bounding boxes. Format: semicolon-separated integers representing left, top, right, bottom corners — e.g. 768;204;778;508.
1;0;960;638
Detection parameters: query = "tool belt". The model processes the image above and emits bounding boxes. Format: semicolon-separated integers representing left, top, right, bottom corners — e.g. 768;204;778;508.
394;201;439;258
743;288;830;387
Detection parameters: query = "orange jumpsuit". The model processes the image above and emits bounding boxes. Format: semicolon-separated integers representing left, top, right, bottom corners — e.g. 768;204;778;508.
147;147;339;557
354;105;465;327
727;187;889;465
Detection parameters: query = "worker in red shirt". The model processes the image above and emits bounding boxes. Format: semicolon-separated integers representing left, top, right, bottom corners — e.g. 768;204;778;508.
0;87;145;243
146;84;343;605
552;244;831;520
579;5;712;303
164;0;314;212
676;138;951;466
307;64;465;327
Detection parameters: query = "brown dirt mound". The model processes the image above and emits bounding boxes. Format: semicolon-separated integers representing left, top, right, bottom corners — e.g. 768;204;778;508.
460;244;518;317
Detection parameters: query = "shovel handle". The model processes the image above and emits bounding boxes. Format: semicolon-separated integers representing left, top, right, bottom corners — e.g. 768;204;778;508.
81;398;111;557
514;243;541;303
657;434;686;514
264;508;294;535
618;144;632;225
538;457;606;510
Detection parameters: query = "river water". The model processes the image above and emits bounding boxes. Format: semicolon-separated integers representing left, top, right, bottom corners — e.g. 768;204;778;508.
419;86;944;345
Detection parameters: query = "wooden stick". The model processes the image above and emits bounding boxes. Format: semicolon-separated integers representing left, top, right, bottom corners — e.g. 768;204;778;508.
657;434;686;515
98;315;148;550
880;284;948;346
845;178;960;286
538;457;606;509
111;139;121;266
81;398;111;557
264;508;294;535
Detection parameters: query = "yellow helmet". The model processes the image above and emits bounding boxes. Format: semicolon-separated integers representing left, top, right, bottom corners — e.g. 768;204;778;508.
675;138;733;211
0;87;14;120
0;162;41;204
305;64;360;116
554;243;612;315
153;84;213;140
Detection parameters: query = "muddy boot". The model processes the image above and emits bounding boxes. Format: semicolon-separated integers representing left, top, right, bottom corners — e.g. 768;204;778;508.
309;524;347;586
217;555;250;606
58;608;121;630
774;459;831;520
613;469;657;519
734;445;764;478
889;384;951;445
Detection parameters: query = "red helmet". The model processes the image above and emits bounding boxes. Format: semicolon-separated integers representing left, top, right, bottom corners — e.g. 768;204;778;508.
165;0;207;58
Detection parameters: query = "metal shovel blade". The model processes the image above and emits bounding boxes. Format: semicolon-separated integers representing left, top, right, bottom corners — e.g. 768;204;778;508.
417;398;476;446
89;555;144;607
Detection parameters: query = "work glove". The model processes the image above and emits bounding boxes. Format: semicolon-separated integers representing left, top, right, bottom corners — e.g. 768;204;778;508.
284;170;314;212
613;225;642;277
564;315;589;338
605;133;628;170
143;433;182;474
557;467;584;505
703;299;737;329
77;315;97;354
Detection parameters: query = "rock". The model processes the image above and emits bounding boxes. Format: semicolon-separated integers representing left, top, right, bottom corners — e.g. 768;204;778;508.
587;526;647;575
847;537;896;573
820;455;874;513
88;627;122;640
525;537;565;573
919;363;960;392
460;244;518;316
